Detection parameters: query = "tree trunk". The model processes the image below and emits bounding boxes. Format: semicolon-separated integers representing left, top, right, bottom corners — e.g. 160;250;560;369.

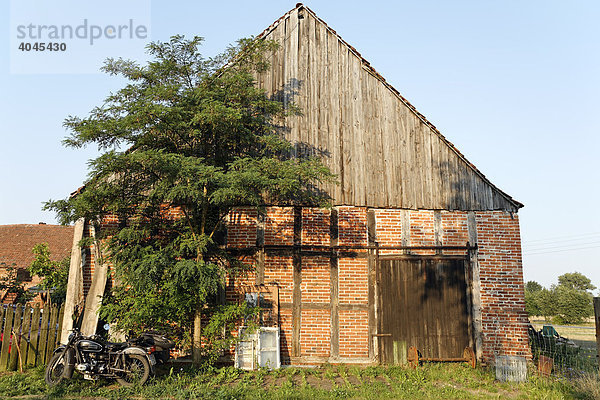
192;308;202;365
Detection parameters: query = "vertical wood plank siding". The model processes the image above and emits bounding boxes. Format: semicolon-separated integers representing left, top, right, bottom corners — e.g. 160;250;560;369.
257;8;520;212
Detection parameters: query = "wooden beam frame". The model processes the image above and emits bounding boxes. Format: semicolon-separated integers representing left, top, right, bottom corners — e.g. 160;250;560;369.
467;212;483;361
292;206;302;357
367;209;377;361
330;208;339;359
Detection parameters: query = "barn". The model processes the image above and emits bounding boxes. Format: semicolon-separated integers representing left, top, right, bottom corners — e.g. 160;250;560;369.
63;4;530;366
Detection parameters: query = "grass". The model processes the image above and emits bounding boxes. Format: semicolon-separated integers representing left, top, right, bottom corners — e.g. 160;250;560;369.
0;362;597;399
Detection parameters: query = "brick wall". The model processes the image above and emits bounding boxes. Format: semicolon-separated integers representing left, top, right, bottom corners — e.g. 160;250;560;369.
77;205;527;365
224;205;529;365
337;206;367;247
227;208;258;248
300;310;331;357
301;208;330;246
339;310;369;358
475;211;530;361
265;207;294;246
301;256;330;303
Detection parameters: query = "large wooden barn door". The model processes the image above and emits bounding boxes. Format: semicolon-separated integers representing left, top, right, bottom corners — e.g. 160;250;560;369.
376;258;471;364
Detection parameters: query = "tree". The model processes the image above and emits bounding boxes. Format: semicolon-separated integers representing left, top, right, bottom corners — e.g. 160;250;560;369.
537;288;556;320
28;243;69;306
552;272;595;325
552;285;593;325
557;272;596;292
45;36;334;363
525;281;543;293
524;280;543;316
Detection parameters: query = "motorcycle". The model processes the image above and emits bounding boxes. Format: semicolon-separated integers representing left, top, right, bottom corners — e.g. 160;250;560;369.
128;331;174;365
45;324;156;387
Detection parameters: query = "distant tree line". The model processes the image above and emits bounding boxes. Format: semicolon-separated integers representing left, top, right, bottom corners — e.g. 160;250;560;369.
525;272;596;325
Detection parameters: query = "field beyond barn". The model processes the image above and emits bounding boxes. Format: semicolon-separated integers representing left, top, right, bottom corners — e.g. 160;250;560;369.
0;363;597;399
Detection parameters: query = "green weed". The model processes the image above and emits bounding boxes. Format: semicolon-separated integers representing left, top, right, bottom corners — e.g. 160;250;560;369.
0;362;595;399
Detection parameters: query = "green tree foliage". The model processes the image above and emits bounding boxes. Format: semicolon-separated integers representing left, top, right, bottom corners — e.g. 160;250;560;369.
524;280;543;316
552;285;593;325
525;281;543;293
557;272;596;292
524;273;595;324
44;35;334;360
537;288;556;320
552;272;595;325
28;243;69;306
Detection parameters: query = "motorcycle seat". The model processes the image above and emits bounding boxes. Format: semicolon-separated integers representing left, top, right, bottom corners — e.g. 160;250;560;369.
106;342;128;351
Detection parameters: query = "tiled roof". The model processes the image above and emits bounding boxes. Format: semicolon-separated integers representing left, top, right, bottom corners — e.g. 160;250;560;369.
0;224;74;269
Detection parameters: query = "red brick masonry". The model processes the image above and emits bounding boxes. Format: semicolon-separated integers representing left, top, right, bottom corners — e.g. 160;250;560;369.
226;206;530;365
80;206;529;365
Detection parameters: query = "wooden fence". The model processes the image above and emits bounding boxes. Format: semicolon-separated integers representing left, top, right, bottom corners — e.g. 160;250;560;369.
0;304;64;371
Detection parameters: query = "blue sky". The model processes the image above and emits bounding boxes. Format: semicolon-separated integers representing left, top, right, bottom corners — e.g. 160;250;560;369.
1;1;599;289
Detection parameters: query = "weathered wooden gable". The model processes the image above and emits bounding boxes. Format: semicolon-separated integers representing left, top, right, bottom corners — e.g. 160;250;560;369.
256;5;522;212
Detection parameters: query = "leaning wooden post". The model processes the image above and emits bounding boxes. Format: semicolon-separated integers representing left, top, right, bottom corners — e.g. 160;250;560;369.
61;218;85;343
81;226;109;336
594;297;600;371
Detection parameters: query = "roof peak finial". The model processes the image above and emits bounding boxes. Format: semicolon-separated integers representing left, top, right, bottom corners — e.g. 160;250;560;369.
296;3;303;8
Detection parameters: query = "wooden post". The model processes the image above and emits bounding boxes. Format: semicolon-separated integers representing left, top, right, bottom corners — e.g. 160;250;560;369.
367;209;377;361
61;218;85;343
255;207;266;285
433;211;442;255
292;206;302;357
594;297;600;370
401;210;410;255
467;212;483;361
329;208;339;359
81;227;110;336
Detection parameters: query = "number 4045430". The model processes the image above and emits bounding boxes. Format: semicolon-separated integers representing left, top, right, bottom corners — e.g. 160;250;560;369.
18;42;67;51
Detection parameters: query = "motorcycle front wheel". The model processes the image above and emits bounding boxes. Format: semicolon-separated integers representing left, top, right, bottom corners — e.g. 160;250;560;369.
45;353;67;386
115;354;150;387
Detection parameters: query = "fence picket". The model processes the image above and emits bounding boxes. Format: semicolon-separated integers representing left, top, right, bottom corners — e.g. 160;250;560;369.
8;306;23;371
18;306;31;367
56;304;65;347
46;306;58;364
0;306;14;371
0;306;5;334
0;307;5;370
37;306;50;366
27;305;40;366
